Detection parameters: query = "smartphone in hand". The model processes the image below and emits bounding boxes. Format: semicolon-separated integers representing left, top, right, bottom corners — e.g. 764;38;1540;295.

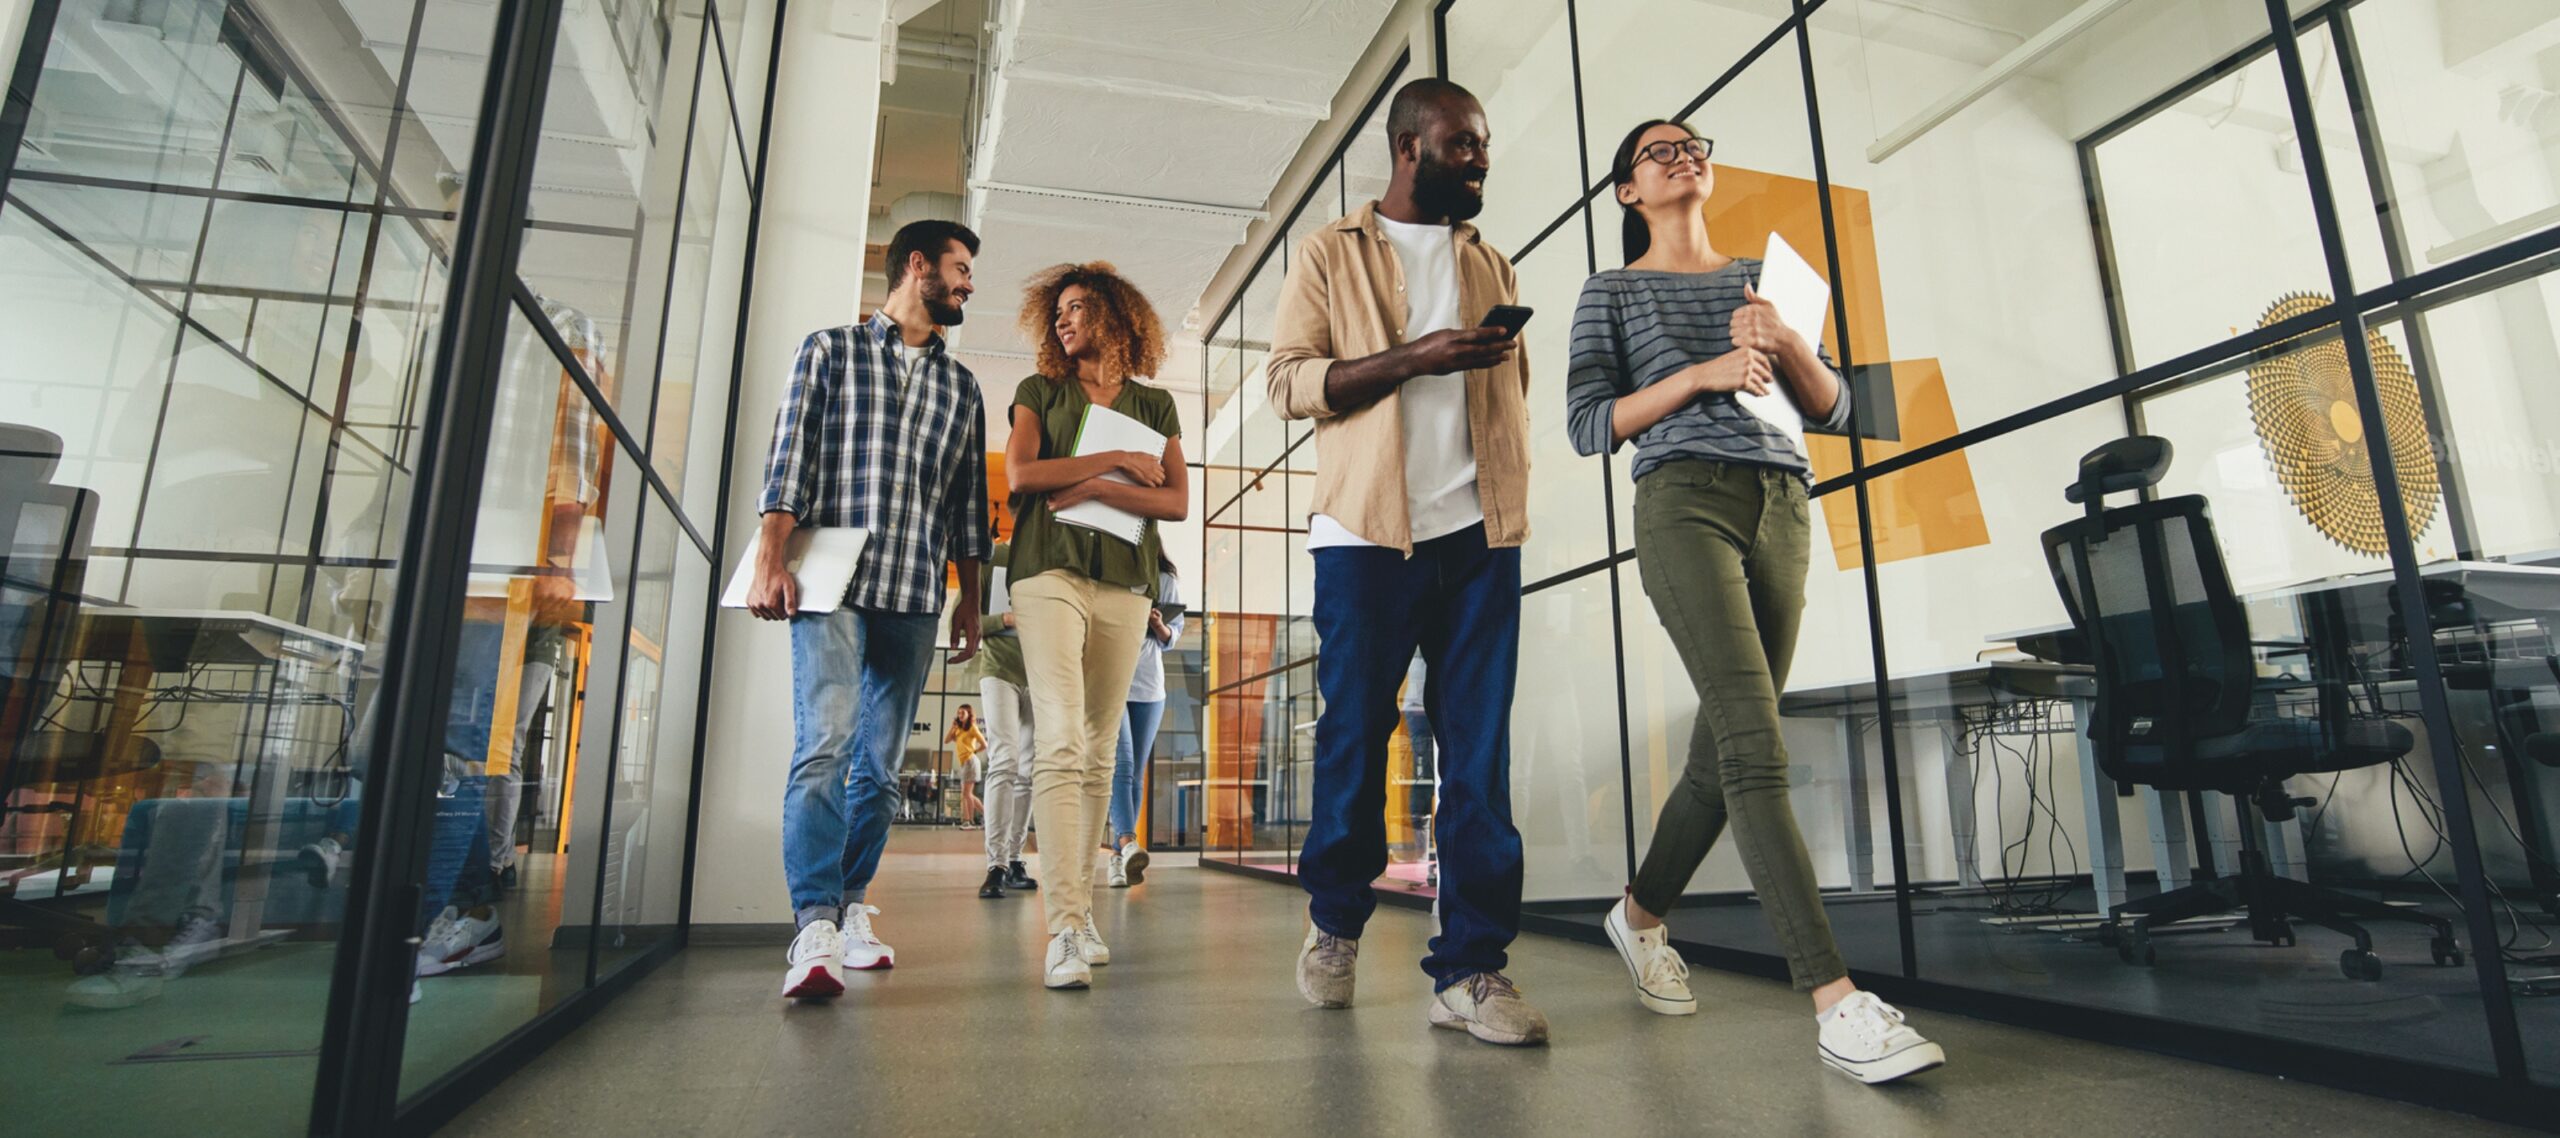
1479;304;1533;341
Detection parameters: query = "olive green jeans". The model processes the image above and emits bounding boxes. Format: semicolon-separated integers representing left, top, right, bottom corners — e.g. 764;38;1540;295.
1629;459;1847;991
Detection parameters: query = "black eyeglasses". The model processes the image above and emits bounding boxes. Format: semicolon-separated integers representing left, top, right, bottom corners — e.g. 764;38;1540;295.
1637;137;1714;167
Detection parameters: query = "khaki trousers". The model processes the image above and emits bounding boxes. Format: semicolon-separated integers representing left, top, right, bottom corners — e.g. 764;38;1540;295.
1013;571;1152;934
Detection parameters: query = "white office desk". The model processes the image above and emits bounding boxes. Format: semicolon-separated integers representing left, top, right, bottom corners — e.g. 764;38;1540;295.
1779;662;2189;914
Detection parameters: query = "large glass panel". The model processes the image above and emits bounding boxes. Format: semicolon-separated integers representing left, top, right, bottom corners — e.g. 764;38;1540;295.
1885;333;2498;1074
1516;203;1608;583
0;0;488;1125
1443;0;1589;259
655;100;754;506
1513;572;1631;903
1803;0;2337;420
1574;0;1786;211
399;304;639;1097
516;0;707;436
2336;1;2560;278
593;493;710;977
2354;264;2560;1085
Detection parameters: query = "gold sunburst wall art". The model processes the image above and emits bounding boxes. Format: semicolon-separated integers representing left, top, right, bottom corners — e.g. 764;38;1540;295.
2244;292;2440;556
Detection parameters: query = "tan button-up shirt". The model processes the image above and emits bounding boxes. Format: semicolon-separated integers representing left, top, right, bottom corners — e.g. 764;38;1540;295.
1266;201;1532;554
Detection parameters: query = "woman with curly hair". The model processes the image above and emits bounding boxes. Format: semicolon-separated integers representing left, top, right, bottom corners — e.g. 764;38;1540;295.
1001;261;1188;990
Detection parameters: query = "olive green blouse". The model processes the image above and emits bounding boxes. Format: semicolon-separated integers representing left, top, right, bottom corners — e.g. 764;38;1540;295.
1005;374;1180;599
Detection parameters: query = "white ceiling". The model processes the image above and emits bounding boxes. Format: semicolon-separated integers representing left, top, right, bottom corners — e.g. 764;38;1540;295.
955;0;1400;388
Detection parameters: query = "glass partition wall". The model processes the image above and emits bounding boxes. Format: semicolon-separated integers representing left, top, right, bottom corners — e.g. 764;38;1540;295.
0;0;777;1129
1200;0;2560;1119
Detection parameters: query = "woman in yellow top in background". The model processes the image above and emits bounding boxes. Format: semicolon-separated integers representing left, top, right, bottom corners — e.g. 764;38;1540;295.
945;705;986;827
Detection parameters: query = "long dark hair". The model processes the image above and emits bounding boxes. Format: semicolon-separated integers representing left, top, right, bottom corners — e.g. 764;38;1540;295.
1610;119;1706;265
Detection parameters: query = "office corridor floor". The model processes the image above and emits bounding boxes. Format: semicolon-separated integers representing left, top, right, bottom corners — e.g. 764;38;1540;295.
444;829;2519;1136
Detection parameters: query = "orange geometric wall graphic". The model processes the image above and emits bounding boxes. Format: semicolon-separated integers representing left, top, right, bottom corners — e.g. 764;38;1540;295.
1706;166;1989;569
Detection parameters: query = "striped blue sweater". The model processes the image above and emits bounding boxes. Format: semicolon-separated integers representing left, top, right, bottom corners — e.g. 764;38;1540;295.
1565;261;1851;484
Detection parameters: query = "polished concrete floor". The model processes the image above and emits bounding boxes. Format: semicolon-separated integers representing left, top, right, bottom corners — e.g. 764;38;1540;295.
442;829;2525;1136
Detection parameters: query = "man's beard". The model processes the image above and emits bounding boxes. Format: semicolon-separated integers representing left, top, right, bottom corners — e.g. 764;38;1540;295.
1413;153;1485;222
920;269;967;326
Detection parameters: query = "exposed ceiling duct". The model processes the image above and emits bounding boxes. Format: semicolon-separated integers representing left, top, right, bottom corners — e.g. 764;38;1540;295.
956;0;1398;390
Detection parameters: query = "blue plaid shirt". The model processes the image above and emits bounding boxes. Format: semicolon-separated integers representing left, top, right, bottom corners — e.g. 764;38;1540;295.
759;313;992;614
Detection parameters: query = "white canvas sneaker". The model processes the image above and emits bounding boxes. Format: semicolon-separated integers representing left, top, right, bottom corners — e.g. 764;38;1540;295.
1603;896;1695;1016
1120;844;1150;886
1106;851;1130;889
1818;991;1946;1084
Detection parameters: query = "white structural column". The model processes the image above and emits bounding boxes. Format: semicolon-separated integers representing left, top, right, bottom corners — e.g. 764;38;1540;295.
691;0;890;926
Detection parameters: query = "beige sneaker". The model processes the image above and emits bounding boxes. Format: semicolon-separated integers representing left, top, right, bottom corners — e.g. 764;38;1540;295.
1296;924;1358;1009
1428;972;1550;1046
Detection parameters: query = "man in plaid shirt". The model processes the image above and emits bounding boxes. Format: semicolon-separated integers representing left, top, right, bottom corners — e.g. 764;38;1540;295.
748;219;992;1000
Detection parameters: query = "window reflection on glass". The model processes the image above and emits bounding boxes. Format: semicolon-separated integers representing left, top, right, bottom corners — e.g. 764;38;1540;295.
0;0;492;1123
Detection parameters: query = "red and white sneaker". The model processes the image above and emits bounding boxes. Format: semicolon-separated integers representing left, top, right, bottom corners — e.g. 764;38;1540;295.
782;920;845;999
841;905;894;970
416;908;504;977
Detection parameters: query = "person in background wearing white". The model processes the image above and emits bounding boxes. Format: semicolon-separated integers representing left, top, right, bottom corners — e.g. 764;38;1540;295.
971;534;1040;899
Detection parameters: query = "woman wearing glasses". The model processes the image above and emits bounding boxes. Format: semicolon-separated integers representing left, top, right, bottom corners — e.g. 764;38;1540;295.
1564;120;1944;1084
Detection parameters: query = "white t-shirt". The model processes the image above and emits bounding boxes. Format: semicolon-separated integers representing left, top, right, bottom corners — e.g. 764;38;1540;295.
1308;216;1483;550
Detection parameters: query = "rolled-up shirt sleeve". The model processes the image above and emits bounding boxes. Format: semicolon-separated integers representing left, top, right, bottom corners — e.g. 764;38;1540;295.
1267;238;1339;421
1565;278;1627;458
759;331;831;518
1808;341;1854;435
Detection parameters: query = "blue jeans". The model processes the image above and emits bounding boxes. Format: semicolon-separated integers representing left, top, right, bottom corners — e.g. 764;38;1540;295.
783;606;939;922
424;622;508;927
1107;699;1167;846
1302;524;1522;989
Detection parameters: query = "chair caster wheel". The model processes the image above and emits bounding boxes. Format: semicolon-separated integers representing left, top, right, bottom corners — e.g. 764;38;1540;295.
71;944;113;975
2432;938;2465;967
2340;949;2383;981
2118;927;2155;966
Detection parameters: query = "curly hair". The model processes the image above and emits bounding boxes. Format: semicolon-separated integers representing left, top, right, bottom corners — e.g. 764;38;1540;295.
1018;261;1167;382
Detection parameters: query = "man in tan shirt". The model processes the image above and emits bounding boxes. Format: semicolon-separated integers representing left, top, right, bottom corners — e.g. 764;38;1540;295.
1267;78;1545;1046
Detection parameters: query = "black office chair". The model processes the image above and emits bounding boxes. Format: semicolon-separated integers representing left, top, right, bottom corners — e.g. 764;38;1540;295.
2041;436;2462;980
0;422;136;962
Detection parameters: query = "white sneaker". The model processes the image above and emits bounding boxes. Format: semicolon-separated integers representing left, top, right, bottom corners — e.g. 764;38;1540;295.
1044;931;1091;989
299;837;345;888
1603;897;1695;1016
1071;917;1110;966
782;920;846;999
841;904;894;970
1106;850;1130;889
64;968;164;1009
414;907;460;976
416;908;504;977
1121;843;1149;886
158;912;227;978
1818;991;1946;1084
